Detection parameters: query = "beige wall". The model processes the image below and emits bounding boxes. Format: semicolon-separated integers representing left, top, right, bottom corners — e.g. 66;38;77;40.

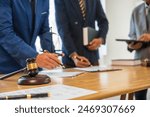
105;0;143;60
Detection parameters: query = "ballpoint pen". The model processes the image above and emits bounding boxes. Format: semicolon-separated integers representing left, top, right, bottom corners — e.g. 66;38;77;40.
0;92;50;100
43;50;64;57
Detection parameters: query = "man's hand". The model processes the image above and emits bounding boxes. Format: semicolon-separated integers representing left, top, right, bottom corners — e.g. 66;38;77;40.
86;38;103;51
139;33;150;42
36;53;61;69
128;33;150;50
128;42;143;50
70;52;91;67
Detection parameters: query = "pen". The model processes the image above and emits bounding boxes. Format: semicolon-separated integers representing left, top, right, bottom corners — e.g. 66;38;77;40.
0;92;50;100
0;67;26;80
54;53;64;57
97;68;122;72
43;50;65;69
74;56;84;62
43;50;64;57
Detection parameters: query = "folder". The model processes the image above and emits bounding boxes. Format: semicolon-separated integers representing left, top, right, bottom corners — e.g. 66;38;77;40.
83;27;99;46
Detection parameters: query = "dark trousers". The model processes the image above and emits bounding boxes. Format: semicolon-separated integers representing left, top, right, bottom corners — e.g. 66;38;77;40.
134;89;148;100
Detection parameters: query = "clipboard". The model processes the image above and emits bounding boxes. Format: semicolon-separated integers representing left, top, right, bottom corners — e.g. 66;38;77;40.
116;39;145;43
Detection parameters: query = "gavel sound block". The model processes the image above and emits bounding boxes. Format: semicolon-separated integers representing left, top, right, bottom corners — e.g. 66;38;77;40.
18;58;51;85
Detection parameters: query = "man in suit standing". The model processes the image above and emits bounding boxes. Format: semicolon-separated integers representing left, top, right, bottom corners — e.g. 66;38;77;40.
54;0;108;68
128;0;150;100
0;0;60;74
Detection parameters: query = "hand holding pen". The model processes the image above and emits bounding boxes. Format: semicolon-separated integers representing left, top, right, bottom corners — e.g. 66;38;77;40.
36;50;65;69
72;54;91;67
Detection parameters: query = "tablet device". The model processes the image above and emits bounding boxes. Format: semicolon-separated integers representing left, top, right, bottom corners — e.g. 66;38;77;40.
116;39;144;43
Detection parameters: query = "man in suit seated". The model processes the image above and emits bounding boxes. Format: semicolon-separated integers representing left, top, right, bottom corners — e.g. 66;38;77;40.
54;0;109;68
0;0;60;74
128;0;150;100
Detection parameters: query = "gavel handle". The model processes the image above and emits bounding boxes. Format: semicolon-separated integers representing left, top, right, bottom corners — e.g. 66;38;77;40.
0;67;26;80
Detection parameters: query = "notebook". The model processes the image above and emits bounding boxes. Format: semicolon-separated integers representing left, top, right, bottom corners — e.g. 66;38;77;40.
83;27;99;46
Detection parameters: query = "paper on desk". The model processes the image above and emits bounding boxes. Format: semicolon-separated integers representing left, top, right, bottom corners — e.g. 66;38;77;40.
39;69;83;78
0;84;96;100
74;66;121;72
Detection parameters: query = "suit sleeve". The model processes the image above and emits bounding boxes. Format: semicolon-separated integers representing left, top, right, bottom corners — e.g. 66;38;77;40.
54;0;77;56
96;0;109;44
127;11;137;52
39;1;55;53
128;11;137;39
0;0;38;67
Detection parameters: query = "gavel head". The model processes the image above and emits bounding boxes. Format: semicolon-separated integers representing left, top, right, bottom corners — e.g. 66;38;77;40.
26;58;39;77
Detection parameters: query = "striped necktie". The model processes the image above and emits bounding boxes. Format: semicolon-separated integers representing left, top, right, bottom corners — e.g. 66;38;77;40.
78;0;86;20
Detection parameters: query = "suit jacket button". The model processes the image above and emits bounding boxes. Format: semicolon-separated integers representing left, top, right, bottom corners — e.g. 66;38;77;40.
74;22;78;24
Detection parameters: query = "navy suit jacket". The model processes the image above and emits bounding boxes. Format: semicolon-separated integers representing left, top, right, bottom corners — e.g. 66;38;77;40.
0;0;53;73
55;0;108;67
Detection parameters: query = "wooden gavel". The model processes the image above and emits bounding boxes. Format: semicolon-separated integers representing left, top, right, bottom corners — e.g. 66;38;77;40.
0;58;51;85
0;58;38;80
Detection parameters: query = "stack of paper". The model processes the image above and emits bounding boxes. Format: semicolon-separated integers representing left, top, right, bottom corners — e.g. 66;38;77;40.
111;59;141;66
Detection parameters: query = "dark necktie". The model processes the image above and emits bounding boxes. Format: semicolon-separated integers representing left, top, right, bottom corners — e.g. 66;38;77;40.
78;0;86;20
30;0;35;32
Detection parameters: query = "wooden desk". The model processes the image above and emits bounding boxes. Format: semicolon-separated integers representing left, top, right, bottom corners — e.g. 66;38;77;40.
0;66;150;100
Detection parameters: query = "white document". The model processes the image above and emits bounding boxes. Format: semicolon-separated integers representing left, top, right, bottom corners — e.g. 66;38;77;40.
74;66;121;72
39;69;84;78
0;84;96;100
